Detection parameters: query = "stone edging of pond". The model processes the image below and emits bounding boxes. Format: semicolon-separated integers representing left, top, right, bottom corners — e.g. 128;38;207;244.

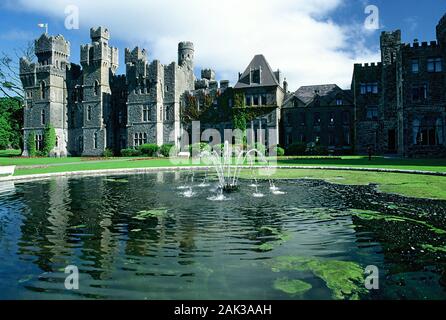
1;165;445;184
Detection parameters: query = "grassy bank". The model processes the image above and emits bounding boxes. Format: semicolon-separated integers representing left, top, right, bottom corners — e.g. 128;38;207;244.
1;151;445;200
245;169;446;200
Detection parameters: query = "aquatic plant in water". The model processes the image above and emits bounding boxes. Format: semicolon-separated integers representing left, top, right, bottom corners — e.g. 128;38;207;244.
274;278;312;295
271;256;366;300
132;208;168;220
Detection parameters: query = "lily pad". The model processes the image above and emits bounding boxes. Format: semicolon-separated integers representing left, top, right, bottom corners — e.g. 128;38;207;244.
274;278;312;295
258;243;275;252
132;208;168;220
271;256;366;300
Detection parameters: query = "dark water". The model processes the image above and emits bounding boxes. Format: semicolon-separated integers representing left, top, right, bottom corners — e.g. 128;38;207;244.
0;172;445;300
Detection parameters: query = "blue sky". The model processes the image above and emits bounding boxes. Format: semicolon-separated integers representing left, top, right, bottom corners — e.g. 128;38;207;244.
0;0;445;91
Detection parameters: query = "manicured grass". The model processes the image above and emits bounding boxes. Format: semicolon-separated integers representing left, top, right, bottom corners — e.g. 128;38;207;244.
13;158;200;175
0;150;22;158
275;156;446;172
245;169;446;200
2;151;445;200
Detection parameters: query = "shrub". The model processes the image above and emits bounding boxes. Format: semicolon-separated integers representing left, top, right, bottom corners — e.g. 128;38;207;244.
274;146;285;157
286;143;307;156
189;143;211;156
254;142;266;155
138;143;159;157
43;125;56;156
103;148;114;158
160;144;176;157
314;145;329;156
121;148;142;157
27;132;36;157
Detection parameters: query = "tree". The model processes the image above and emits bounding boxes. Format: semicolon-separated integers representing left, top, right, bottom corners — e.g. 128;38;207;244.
0;115;12;149
0;97;23;150
0;42;34;100
43;125;56;156
27;132;36;157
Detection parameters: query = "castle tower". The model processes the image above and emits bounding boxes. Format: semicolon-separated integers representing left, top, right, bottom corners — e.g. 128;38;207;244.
79;27;119;156
178;41;194;71
436;13;446;46
20;33;71;157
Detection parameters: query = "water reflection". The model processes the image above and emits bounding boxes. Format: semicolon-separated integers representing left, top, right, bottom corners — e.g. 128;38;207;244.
0;173;445;299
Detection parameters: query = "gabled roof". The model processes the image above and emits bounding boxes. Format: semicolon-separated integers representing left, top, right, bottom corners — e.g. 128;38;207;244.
234;54;281;89
284;84;353;107
294;84;340;104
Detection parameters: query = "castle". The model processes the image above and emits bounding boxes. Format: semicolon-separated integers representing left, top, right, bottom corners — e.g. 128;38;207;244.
20;13;446;158
20;27;196;156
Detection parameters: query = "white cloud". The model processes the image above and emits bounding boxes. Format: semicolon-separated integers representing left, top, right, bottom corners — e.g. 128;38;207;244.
13;0;380;89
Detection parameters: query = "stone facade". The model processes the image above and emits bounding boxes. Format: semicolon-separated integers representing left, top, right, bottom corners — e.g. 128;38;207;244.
20;14;446;158
281;84;354;153
353;14;446;157
20;27;195;156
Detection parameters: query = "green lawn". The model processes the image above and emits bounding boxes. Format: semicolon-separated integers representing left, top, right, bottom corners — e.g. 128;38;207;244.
244;169;446;200
1;150;445;200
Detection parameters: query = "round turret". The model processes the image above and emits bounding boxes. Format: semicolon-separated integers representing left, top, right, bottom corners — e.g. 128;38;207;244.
178;41;194;70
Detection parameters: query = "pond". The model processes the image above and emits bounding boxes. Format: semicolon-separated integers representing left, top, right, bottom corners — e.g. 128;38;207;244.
0;171;445;300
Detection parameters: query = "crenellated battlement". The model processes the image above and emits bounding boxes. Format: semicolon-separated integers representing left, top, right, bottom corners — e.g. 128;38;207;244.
404;40;439;49
354;62;382;69
125;47;148;65
35;33;70;55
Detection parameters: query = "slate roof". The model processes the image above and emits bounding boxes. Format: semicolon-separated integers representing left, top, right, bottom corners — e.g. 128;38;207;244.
234;54;281;89
283;84;353;107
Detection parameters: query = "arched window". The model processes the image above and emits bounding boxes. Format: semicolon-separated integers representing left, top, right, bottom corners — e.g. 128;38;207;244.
94;81;99;96
40;81;46;99
41;109;46;125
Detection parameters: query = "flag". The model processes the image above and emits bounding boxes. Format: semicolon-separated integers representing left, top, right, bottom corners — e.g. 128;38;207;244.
37;23;47;28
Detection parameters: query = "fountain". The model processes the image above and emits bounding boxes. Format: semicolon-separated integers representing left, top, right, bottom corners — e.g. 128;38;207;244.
200;141;284;196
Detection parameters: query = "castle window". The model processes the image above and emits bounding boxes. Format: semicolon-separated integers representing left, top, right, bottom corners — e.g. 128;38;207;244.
366;106;378;120
342;111;350;125
246;96;252;106
360;83;378;94
253;96;259;106
329;112;335;126
36;134;43;151
41;109;46;125
328;132;335;146
87;106;92;121
94;81;99;96
336;98;343;106
411;59;419;73
299;133;306;143
261;95;267;106
300;112;306;126
143;105;150;122
93;132;98;149
360;83;366;94
313;113;321;126
40;81;46;99
55;136;59;148
164;104;173;121
427;57;442;73
412;84;428;102
344;128;351;145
